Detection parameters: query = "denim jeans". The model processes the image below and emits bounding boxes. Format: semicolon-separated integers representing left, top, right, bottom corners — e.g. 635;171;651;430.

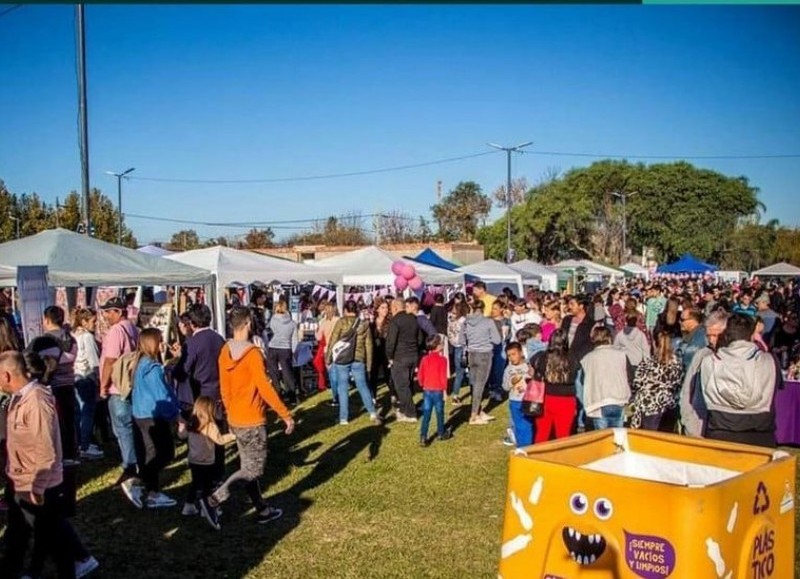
327;364;339;403
574;368;586;430
450;346;466;398
489;343;506;393
420;391;445;439
74;377;98;450
108;394;137;468
592;405;625;430
335;361;376;422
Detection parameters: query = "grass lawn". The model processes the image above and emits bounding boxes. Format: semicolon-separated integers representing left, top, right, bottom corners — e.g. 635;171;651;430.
1;388;798;578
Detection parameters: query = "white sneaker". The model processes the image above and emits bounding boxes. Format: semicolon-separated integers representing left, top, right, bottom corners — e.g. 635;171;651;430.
480;412;496;422
181;502;199;516
339;419;349;425
146;492;177;509
75;556;100;578
80;445;104;461
121;479;143;509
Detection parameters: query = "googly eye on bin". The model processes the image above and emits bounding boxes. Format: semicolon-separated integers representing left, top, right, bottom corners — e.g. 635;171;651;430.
594;497;613;520
569;492;589;516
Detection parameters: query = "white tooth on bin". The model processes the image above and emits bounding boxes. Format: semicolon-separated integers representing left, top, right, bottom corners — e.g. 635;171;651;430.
529;476;544;505
588;535;594;544
568;528;574;538
575;531;581;541
501;534;532;559
590;555;597;564
510;491;533;531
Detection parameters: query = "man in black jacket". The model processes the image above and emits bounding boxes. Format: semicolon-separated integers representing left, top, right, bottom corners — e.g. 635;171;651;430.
386;298;421;422
560;295;595;432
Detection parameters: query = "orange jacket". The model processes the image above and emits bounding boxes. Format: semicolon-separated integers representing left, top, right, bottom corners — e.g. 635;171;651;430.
218;342;290;428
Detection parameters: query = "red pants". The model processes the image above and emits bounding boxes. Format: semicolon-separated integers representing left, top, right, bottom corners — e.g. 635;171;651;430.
534;395;577;443
312;336;328;391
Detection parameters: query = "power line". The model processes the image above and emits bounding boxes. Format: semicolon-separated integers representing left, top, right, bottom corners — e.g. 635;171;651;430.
521;150;800;160
124;211;419;229
127;151;498;184
0;4;22;19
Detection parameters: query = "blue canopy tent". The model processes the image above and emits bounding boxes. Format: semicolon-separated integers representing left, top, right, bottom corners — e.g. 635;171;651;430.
408;248;461;271
657;253;718;274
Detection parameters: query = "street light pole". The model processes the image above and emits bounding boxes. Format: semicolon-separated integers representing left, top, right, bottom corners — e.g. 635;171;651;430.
9;214;19;239
610;190;638;264
487;141;533;263
106;168;135;245
76;5;92;236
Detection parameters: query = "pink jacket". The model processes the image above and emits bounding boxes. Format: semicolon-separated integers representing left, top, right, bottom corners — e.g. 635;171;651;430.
5;382;63;495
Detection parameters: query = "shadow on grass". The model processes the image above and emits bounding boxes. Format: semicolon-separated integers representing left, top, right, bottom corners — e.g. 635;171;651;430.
0;392;391;579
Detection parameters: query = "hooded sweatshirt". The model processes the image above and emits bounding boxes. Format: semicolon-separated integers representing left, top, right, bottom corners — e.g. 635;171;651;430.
700;340;778;436
459;313;502;354
219;340;290;428
581;345;632;418
268;312;298;352
613;326;650;367
131;357;179;421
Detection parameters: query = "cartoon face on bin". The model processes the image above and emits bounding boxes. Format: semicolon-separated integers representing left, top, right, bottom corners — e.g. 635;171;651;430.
560;492;614;566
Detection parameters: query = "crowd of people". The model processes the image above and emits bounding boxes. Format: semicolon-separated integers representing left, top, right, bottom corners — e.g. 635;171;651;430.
0;274;799;577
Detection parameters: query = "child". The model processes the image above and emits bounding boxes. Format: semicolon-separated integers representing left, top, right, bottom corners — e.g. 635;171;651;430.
502;342;534;448
178;396;236;530
128;328;180;510
517;324;546;362
416;335;453;447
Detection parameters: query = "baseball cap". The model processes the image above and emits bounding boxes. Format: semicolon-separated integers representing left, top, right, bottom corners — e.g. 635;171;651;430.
100;297;126;311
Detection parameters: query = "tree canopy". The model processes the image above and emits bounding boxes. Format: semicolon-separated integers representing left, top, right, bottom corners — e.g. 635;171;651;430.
478;160;765;266
0;180;136;247
431;181;492;241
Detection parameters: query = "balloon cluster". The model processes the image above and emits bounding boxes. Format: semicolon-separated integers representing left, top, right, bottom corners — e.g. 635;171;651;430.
391;261;423;291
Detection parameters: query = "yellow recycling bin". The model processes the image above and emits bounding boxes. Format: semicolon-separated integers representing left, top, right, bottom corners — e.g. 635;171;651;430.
498;429;796;579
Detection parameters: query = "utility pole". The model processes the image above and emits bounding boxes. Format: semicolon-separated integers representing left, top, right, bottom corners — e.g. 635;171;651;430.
487;141;533;263
9;213;19;239
106;168;135;244
77;5;91;235
611;190;638;264
55;197;60;228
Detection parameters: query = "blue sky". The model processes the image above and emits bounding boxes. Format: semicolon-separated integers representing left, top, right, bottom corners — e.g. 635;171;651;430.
2;5;798;245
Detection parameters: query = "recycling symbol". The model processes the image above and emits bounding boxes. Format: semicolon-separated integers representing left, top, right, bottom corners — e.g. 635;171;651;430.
753;481;770;515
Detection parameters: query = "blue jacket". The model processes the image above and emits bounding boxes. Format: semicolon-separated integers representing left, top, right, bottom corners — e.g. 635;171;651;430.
173;327;226;401
132;357;179;420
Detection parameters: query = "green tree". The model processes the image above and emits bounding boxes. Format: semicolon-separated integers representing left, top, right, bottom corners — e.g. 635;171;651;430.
239;228;275;249
286;213;369;246
168;229;201;251
203;236;230;248
479;160;762;265
431;181;492;241
417;216;434;244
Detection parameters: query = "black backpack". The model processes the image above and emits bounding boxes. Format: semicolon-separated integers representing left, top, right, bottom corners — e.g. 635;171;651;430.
331;318;361;365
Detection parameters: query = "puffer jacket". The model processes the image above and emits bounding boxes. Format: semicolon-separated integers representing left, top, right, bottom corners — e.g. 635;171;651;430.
326;315;373;369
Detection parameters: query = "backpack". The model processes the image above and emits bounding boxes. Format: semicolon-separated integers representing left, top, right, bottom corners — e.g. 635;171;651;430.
331;318;361;365
110;351;141;400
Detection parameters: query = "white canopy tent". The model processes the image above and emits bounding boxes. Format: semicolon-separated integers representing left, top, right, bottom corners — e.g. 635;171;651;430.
166;246;343;332
457;259;525;297
0;229;213;287
752;262;800;277
552;259;624;282
620;262;650;280
137;244;175;257
312;246;465;286
510;260;560;292
0;265;15;285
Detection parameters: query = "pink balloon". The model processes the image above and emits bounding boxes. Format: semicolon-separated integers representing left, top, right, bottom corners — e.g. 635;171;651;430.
394;275;409;291
391;261;405;276
408;276;424;291
401;264;416;280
